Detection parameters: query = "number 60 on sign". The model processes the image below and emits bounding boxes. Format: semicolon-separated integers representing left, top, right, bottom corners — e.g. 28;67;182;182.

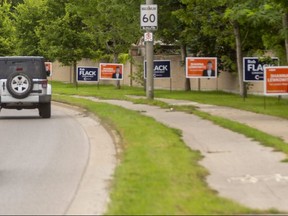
140;4;158;30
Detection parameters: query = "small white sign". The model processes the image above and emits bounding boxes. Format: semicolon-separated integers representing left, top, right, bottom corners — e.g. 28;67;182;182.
140;4;158;30
144;32;153;42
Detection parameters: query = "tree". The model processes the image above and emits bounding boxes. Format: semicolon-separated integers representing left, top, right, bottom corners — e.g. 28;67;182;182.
37;0;97;85
269;0;288;63
176;0;278;96
223;0;280;96
74;0;142;89
77;0;142;62
0;2;16;56
0;0;23;7
174;0;237;90
14;0;46;56
156;0;193;91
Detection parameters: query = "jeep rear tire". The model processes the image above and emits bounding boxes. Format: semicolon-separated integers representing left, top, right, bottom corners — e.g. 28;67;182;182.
39;102;51;118
7;72;33;99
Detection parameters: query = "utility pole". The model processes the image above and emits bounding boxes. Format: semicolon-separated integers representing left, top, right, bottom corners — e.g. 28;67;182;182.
141;1;157;99
145;0;155;100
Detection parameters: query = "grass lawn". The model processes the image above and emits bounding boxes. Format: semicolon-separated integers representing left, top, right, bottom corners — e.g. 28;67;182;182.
53;94;275;215
52;82;288;157
156;90;288;119
51;81;144;100
52;81;288;119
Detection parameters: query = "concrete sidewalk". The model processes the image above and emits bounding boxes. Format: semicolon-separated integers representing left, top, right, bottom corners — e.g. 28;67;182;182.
158;98;288;143
79;96;288;212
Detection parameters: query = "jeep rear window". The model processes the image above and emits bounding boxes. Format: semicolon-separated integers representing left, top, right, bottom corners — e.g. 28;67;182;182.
0;60;46;79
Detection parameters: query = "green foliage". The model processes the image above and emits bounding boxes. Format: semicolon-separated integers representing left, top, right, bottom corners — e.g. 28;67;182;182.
0;0;287;81
118;53;131;64
172;0;238;71
156;0;284;77
155;0;187;45
129;63;145;87
272;0;288;9
14;0;46;56
0;2;16;56
69;0;142;62
37;0;97;64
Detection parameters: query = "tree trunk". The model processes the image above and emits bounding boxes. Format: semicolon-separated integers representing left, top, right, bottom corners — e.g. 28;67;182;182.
233;21;246;97
181;44;190;91
73;60;78;89
283;12;288;63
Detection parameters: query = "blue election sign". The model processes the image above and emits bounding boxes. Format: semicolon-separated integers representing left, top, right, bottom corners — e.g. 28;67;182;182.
243;57;279;82
77;67;99;82
144;60;171;79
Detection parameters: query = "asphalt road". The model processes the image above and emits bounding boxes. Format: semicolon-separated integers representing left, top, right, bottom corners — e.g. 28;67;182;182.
0;104;116;215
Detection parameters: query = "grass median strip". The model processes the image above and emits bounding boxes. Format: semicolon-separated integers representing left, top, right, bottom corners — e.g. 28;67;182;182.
53;94;273;215
52;83;288;166
52;81;288;119
155;90;288;119
193;110;288;161
157;105;288;161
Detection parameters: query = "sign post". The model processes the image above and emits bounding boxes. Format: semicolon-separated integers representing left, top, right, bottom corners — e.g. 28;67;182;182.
141;1;157;100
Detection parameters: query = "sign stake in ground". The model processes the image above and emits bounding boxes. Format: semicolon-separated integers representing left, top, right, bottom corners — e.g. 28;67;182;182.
141;1;157;100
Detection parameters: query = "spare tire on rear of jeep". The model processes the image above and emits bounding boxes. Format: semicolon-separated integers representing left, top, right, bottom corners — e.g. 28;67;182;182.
7;72;33;99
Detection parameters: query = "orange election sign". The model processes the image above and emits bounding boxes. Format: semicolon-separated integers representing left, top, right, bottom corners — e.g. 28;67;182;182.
45;62;52;76
100;63;124;80
186;57;217;78
264;66;288;95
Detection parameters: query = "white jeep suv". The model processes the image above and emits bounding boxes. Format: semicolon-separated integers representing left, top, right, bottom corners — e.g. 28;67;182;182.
0;56;52;118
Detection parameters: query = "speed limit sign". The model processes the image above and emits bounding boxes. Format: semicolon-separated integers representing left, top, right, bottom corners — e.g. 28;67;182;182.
140;4;158;30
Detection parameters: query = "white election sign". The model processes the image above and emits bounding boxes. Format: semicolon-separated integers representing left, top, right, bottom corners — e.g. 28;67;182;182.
140;4;158;30
144;32;153;42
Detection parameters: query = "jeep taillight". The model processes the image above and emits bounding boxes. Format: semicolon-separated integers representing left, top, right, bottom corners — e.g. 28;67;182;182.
40;80;48;88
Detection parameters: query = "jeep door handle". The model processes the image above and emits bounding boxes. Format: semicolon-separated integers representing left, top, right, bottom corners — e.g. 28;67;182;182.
2;82;5;91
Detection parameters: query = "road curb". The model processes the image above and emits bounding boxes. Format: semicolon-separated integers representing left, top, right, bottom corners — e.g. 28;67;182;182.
52;102;118;215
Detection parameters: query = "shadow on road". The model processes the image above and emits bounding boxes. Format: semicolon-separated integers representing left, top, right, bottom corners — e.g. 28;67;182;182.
0;116;42;120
